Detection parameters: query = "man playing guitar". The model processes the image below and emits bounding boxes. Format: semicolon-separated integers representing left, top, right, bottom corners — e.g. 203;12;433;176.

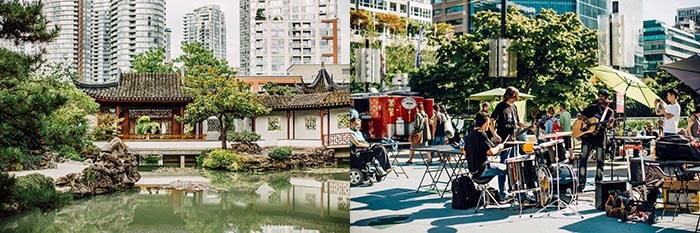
576;89;615;193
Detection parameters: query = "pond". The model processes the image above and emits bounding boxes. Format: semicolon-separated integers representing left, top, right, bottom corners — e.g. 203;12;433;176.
0;168;350;233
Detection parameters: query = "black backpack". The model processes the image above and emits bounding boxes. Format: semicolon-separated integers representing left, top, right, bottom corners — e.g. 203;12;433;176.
451;175;480;210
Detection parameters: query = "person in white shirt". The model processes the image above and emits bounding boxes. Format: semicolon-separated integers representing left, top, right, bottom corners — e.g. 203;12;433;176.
655;88;681;136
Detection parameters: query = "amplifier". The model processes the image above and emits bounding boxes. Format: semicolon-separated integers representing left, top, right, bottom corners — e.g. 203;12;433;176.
595;180;627;211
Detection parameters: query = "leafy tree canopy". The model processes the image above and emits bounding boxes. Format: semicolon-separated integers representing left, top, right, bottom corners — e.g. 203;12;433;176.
411;8;599;114
131;47;174;74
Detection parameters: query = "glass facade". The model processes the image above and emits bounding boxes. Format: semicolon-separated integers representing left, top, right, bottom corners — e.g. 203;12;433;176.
642;20;700;77
469;0;608;31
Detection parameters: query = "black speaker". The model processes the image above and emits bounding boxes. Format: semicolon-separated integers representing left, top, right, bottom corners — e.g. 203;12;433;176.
595;180;627;210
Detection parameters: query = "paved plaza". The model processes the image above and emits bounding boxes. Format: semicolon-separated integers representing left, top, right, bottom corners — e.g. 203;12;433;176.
351;149;699;233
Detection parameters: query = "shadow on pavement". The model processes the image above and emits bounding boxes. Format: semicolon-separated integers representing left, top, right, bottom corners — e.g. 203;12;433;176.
351;188;444;211
560;213;694;233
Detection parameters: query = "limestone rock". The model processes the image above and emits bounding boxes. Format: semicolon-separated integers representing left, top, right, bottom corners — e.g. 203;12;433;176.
56;138;140;198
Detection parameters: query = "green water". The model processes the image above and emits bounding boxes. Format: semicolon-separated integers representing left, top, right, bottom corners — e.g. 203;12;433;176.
0;168;350;233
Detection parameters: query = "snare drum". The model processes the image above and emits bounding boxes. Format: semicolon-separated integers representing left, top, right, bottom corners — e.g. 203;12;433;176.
505;156;538;193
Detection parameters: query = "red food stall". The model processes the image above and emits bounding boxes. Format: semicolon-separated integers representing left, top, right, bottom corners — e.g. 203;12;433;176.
351;91;434;141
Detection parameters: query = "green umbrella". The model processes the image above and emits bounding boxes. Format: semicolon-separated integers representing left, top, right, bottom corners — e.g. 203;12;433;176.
467;87;536;101
588;65;660;108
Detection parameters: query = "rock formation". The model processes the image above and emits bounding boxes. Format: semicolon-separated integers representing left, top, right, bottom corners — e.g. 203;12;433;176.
55;138;140;198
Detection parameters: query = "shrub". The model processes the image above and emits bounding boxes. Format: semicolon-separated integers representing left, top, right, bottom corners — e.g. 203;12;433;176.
142;155;161;165
202;149;239;170
0;172;16;212
227;131;261;144
13;174;72;212
269;147;292;161
0;147;26;171
135;116;158;134
54;144;82;161
93;112;124;141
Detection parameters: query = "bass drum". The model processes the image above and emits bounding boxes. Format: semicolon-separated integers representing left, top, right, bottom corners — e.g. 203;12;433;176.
551;163;578;203
535;164;553;207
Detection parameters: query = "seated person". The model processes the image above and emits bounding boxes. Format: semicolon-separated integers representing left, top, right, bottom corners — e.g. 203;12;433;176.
467;112;507;199
349;118;393;175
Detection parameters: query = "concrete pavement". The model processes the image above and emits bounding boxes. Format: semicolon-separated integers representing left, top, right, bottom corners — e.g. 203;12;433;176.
351;149;699;233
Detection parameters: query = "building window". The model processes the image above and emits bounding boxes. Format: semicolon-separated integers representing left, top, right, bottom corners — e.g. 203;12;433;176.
446;5;464;14
268;117;281;131
338;113;350;129
305;115;316;130
433;9;442;16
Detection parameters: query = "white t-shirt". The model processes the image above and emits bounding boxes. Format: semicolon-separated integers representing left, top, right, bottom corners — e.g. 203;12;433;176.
663;103;681;134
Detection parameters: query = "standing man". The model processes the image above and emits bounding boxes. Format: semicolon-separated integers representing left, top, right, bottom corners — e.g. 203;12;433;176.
490;86;528;200
559;103;573;156
576;89;614;193
655;88;681;137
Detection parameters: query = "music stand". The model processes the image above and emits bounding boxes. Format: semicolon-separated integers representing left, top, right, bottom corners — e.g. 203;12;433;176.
531;139;584;219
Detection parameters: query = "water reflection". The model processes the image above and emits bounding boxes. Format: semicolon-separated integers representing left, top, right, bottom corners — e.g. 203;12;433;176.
0;169;350;233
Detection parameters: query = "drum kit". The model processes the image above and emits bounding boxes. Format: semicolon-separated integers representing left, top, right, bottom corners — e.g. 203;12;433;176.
502;131;582;218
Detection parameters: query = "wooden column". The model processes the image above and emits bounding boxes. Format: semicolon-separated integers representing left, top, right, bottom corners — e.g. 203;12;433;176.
123;106;130;136
320;110;325;146
286;111;291;140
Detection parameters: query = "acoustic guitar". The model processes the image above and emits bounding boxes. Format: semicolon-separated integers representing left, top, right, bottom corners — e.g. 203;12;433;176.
572;116;624;139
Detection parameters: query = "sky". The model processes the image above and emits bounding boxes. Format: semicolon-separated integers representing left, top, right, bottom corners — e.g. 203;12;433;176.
162;0;700;68
643;0;699;23
166;0;240;67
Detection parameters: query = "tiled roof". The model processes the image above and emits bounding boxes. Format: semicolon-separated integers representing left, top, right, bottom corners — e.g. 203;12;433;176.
296;67;349;93
75;73;192;102
261;90;351;110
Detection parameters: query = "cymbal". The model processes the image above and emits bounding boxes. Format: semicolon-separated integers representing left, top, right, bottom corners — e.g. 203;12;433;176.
542;132;573;139
504;141;529;145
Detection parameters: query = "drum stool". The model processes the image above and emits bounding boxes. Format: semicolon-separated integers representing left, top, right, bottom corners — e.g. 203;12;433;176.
472;172;502;213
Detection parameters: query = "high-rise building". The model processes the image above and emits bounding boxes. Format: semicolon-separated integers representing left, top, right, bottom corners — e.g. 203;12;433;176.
239;0;350;76
42;0;92;80
90;0;111;82
109;0;166;77
613;0;645;77
676;6;700;40
164;28;172;61
464;0;609;32
642;19;700;77
432;1;469;35
350;0;432;24
183;5;226;60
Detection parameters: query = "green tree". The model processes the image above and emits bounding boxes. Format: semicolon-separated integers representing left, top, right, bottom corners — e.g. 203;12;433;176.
411;8;599;113
175;42;233;78
0;0;97;169
176;45;270;148
351;9;372;31
262;82;296;96
131;47;174;74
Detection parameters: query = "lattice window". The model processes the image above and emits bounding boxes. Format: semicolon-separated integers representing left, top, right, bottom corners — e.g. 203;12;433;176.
268;117;281;131
337;113;350;129
305;115;316;130
337;197;350;211
268;191;281;203
207;119;221;132
305;193;316;207
237;119;245;131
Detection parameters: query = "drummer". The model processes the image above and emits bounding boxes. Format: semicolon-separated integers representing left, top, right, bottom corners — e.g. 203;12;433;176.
467;112;509;201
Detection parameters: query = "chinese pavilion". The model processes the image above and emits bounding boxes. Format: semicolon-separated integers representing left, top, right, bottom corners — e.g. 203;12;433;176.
75;73;204;139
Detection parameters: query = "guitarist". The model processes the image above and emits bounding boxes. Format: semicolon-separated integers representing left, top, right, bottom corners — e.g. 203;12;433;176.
576;89;615;193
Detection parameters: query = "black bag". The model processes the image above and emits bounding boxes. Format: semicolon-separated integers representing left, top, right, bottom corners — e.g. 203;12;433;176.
451;175;480;209
656;137;696;161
